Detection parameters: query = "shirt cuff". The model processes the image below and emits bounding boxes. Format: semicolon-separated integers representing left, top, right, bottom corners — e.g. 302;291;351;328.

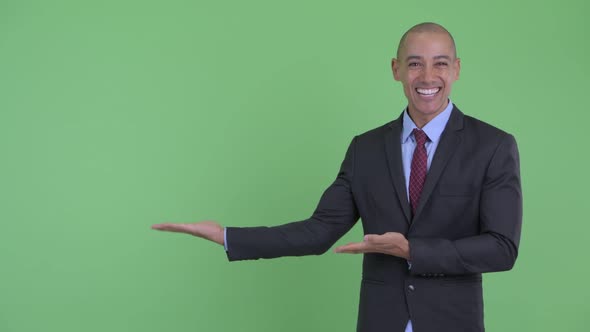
223;227;228;252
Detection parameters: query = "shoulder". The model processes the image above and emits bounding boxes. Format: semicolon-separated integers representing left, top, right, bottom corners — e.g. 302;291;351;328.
357;121;395;140
344;119;398;157
463;114;511;137
452;108;519;163
460;112;517;147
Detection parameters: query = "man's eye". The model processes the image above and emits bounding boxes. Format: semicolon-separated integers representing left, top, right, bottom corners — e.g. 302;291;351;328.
436;62;448;66
409;62;420;67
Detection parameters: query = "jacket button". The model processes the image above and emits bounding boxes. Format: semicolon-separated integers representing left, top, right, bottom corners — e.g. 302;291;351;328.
408;285;415;291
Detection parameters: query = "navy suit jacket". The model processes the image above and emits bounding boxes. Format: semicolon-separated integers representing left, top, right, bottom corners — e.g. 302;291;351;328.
226;105;522;332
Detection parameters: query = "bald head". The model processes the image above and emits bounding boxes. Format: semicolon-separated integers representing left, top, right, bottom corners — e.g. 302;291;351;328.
391;22;461;126
396;22;457;59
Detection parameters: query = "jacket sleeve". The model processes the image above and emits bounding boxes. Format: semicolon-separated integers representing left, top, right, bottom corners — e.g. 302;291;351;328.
225;138;360;261
408;134;522;275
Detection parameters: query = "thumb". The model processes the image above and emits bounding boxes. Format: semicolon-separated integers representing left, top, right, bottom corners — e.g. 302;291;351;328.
364;234;378;243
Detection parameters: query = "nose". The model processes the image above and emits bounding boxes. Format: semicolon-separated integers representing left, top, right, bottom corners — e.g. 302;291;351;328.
421;64;436;84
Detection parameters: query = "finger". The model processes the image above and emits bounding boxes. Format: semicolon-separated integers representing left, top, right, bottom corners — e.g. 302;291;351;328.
334;248;363;254
151;223;187;233
365;234;395;246
151;223;171;230
364;234;388;248
151;223;166;230
364;234;380;243
334;242;368;254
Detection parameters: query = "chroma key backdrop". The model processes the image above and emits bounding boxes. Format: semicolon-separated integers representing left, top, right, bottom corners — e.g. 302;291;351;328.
1;0;588;331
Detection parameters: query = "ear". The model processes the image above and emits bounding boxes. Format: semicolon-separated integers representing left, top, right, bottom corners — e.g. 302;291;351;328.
454;57;461;80
391;58;401;81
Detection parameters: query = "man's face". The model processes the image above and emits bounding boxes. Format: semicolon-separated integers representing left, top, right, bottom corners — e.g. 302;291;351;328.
392;31;460;124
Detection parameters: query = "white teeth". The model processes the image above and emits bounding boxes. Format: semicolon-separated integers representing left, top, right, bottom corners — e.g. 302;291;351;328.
416;88;440;95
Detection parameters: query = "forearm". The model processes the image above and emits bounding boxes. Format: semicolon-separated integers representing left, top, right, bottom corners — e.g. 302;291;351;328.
226;216;357;261
408;231;518;275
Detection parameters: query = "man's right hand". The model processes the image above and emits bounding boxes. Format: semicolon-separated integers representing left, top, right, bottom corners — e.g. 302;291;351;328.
151;221;224;246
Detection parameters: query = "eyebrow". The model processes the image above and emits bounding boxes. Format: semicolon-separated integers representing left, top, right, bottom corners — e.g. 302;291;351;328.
405;55;453;61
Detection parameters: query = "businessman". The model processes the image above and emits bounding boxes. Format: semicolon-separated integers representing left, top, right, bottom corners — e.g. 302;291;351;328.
152;22;522;332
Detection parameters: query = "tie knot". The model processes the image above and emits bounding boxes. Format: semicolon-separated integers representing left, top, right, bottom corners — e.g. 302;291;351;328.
412;128;429;145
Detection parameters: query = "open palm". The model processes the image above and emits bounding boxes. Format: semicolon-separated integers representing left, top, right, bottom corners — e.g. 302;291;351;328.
151;221;224;245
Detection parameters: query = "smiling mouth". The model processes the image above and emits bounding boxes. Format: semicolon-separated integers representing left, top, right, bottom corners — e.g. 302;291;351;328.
416;87;441;96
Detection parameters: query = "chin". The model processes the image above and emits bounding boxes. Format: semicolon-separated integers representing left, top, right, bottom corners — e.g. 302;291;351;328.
412;101;446;116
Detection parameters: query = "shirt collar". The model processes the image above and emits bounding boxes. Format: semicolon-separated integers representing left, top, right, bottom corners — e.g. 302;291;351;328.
401;100;454;144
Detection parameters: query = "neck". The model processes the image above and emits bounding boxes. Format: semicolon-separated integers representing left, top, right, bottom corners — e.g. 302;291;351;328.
407;101;449;128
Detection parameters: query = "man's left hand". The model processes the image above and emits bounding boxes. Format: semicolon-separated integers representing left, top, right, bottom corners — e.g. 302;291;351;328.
334;232;410;259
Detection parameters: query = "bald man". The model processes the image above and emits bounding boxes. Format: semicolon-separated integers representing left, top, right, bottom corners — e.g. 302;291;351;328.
153;22;522;332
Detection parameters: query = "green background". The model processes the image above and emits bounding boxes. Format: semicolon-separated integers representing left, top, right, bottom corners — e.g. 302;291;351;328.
1;0;588;331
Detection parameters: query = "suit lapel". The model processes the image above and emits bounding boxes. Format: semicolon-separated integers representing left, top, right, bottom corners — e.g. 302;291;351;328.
384;114;412;224
413;106;464;221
